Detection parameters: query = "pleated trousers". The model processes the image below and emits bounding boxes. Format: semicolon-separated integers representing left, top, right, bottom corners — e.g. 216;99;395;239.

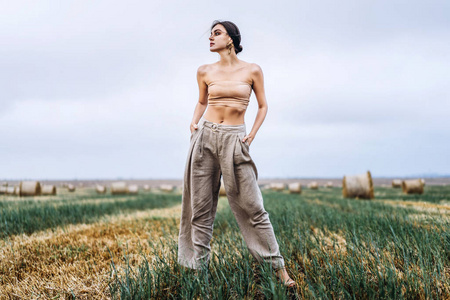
177;117;285;270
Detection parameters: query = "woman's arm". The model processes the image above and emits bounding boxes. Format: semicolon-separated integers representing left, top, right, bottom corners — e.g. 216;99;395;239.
190;65;209;133
243;63;268;146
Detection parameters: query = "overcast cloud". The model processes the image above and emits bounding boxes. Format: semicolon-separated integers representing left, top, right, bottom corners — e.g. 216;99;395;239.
1;0;449;180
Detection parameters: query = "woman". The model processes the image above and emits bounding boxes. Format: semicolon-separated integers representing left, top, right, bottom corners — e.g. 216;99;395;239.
177;20;296;288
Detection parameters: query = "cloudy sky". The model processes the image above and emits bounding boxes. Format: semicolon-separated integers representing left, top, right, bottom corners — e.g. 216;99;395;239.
1;0;449;180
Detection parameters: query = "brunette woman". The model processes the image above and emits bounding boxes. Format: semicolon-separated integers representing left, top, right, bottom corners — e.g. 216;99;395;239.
177;20;296;288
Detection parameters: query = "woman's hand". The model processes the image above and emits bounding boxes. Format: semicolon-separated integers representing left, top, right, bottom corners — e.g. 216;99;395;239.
190;123;198;134
243;134;254;146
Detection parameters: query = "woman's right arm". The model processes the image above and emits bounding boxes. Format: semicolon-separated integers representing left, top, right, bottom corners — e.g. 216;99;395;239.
190;65;209;133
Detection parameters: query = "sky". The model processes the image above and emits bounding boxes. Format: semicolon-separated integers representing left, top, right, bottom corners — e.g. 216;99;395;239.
1;0;449;180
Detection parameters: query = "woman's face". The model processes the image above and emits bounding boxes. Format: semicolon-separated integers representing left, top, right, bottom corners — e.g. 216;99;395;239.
209;24;230;52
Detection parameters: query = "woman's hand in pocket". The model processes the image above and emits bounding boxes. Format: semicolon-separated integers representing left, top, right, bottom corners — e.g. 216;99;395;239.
190;123;198;134
242;134;254;146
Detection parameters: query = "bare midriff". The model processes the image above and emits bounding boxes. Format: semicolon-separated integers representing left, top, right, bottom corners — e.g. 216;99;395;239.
204;79;252;125
203;106;246;125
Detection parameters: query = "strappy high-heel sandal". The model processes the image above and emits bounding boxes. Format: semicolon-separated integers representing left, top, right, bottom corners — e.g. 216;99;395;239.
283;278;296;288
275;267;297;288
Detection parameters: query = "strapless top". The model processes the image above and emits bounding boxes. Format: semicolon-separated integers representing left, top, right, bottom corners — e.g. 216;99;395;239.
207;80;252;109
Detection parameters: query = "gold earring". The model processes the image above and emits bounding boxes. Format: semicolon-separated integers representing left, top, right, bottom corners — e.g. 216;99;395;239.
227;42;233;54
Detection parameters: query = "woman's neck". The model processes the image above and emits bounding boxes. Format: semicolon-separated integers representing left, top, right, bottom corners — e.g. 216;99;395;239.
217;53;240;67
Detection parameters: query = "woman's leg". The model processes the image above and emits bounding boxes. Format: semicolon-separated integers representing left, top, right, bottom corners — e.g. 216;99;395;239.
219;131;285;270
178;126;222;269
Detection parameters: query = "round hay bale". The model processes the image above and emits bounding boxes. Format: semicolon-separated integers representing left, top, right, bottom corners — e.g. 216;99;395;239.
67;184;76;192
6;186;15;194
259;184;270;191
420;178;426;186
270;183;286;191
160;184;174;192
288;183;302;194
20;181;42;196
402;179;424;194
128;184;139;194
143;184;150;191
96;185;107;194
14;186;21;196
342;171;374;199
219;179;227;196
174;185;183;195
0;186;7;195
41;185;57;195
392;179;402;188
307;182;319;189
325;181;333;188
111;182;128;195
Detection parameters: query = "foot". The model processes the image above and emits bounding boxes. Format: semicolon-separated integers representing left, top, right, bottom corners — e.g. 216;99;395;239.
275;267;296;288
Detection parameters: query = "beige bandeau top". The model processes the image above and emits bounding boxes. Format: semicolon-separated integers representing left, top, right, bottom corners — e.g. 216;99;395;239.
207;80;253;109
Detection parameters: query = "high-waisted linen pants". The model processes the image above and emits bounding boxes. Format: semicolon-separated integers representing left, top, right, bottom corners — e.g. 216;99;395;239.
177;118;285;270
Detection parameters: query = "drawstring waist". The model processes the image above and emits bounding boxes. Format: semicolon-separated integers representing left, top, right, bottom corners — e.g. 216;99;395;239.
199;118;246;133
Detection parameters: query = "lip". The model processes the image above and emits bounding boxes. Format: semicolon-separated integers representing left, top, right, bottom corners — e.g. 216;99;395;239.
210;43;214;46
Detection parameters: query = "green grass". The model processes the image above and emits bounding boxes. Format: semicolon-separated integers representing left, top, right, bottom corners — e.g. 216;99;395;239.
1;185;449;298
109;186;450;299
0;189;180;239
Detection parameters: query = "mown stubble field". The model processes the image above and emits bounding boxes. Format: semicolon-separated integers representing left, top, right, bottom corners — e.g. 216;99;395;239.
0;184;449;299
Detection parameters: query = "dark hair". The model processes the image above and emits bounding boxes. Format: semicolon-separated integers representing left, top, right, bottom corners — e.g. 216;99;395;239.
211;20;243;54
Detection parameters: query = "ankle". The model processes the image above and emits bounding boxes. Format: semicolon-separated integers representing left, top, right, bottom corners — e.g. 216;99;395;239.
275;266;286;272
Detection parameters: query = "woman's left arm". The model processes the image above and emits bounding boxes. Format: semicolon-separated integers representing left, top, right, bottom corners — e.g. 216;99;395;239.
243;63;268;146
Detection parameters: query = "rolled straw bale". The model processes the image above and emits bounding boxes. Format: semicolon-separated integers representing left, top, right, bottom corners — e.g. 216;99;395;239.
342;171;374;199
420;178;426;186
160;184;174;192
143;184;150;191
41;185;57;195
219;179;227;196
14;186;20;195
392;179;402;188
128;184;139;194
325;181;333;188
111;182;129;195
288;183;302;194
174;185;183;195
96;185;107;194
307;182;319;189
402;179;424;194
67;184;76;192
6;186;15;194
259;184;270;191
0;186;7;195
270;183;286;191
20;181;42;196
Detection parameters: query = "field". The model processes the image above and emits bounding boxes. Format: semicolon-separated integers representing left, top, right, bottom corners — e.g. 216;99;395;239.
0;184;449;299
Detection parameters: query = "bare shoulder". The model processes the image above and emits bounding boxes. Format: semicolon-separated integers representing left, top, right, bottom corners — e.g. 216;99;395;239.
197;64;213;86
248;63;263;87
249;62;263;75
197;63;210;75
